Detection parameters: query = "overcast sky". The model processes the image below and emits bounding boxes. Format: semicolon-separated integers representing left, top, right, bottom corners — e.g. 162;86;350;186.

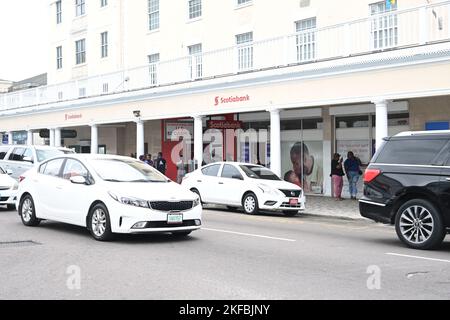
0;0;48;82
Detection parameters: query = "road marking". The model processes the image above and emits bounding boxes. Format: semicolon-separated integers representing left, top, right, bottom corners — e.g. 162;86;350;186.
202;228;297;242
386;253;450;264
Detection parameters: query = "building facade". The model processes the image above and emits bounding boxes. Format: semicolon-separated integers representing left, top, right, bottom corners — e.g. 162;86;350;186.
1;0;450;197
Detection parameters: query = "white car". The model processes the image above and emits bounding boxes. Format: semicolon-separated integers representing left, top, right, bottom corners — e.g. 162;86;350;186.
0;167;18;210
17;154;202;241
182;162;305;216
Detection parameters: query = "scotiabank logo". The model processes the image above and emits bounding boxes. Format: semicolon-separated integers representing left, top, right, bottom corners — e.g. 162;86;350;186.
214;95;250;106
65;113;83;121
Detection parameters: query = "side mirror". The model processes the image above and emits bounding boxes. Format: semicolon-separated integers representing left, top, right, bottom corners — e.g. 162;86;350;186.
6;169;13;176
232;174;244;180
23;156;34;164
70;176;87;185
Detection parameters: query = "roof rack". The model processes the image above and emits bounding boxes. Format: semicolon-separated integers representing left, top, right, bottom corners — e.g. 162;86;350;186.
395;130;450;137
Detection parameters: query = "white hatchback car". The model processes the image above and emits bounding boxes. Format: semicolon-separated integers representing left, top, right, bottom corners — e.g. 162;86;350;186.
0;167;18;210
182;162;305;216
17;154;202;241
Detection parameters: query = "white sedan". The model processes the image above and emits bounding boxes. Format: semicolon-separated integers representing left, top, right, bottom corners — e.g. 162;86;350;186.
0;167;18;210
182;162;305;216
17;154;202;241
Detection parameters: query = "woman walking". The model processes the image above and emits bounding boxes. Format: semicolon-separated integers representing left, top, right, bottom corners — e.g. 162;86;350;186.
344;151;361;200
331;153;345;201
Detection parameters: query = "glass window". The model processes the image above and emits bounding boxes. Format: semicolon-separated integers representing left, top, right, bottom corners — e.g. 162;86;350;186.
240;165;281;181
23;148;33;162
295;17;316;62
236;32;253;71
76;0;85;16
101;0;108;7
188;43;202;79
201;164;220;177
56;0;62;24
0;146;10;160
376;139;447;165
148;53;160;86
75;39;86;65
42;159;65;177
336;115;370;128
90;159;169;183
0;167;4;174
36;149;67;163
221;164;243;179
56;46;63;69
148;0;159;30
370;1;398;49
101;32;108;58
8;148;25;161
62;159;89;180
188;0;202;19
238;0;252;5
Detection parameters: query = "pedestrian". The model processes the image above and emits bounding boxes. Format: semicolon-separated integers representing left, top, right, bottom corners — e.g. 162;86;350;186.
344;151;361;200
155;152;167;175
145;154;154;167
139;155;145;162
176;152;186;184
331;153;345;201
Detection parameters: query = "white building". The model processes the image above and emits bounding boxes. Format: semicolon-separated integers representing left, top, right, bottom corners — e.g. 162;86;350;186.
1;0;450;197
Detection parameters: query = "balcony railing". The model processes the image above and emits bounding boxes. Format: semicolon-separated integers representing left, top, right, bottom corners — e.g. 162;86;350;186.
1;1;450;112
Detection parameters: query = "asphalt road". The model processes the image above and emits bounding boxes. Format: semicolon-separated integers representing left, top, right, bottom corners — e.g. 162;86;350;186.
0;205;449;300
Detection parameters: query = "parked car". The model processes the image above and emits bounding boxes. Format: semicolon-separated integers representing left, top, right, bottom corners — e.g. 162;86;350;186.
0;145;75;181
17;154;202;241
182;162;305;216
0;166;18;210
360;130;450;250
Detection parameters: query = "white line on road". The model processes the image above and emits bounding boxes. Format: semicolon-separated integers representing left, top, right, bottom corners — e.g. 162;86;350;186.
202;228;297;242
386;253;450;263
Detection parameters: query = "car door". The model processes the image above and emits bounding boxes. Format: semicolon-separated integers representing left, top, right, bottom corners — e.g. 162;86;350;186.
216;164;245;206
438;140;450;227
6;147;26;180
35;158;66;220
57;159;93;226
198;163;222;203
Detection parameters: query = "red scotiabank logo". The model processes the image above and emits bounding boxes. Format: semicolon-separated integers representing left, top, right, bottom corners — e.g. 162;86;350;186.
214;95;250;106
65;114;83;121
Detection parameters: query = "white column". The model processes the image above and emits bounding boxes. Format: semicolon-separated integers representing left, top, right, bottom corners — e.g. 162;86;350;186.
136;120;145;159
27;130;34;146
49;129;55;147
193;115;204;168
7;132;13;145
373;99;389;151
269;109;281;178
91;125;98;154
54;128;62;147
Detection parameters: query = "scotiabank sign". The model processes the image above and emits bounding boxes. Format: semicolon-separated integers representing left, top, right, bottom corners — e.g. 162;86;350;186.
214;94;250;106
64;113;82;121
207;120;243;130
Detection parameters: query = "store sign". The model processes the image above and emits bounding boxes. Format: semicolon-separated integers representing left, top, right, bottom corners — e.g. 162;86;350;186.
64;113;83;121
207;120;243;130
214;95;250;106
165;122;194;141
39;129;78;139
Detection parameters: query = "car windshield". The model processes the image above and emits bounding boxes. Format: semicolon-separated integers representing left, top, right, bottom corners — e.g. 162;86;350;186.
240;165;281;181
90;159;169;183
36;149;68;163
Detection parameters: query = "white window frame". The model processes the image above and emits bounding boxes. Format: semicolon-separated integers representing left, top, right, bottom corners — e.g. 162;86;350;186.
101;32;108;58
295;17;317;62
75;39;86;65
188;0;202;20
75;0;86;17
148;0;159;31
56;0;62;24
236;32;253;72
148;53;160;86
100;0;108;7
56;46;63;69
370;1;398;50
188;44;202;80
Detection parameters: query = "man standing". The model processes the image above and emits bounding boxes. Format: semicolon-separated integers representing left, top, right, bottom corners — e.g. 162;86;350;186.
156;152;167;175
344;151;361;200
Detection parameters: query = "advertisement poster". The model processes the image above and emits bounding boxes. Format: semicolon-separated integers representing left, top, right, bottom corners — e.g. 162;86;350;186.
281;140;324;194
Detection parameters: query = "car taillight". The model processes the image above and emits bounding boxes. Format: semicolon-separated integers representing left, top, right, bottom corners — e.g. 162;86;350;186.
18;176;25;183
363;169;381;183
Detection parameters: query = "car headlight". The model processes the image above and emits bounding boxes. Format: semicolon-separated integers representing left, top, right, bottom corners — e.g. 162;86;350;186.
193;197;201;207
108;191;150;208
257;184;280;196
11;182;18;190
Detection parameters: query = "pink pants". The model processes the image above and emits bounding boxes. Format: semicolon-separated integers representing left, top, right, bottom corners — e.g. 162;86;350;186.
332;175;343;198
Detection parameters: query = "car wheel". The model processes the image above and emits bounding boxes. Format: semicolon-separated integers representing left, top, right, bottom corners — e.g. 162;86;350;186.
88;203;113;241
19;195;40;227
190;189;204;204
283;210;299;217
242;193;259;215
7;204;16;211
172;231;192;237
395;199;445;250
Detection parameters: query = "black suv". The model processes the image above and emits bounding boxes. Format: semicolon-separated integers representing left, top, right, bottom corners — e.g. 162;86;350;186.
360;131;450;250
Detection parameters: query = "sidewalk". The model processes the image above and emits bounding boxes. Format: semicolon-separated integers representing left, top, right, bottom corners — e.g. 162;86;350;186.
303;195;364;220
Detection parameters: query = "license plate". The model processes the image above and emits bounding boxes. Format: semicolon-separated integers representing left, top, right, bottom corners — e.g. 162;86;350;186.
289;199;299;206
167;213;183;224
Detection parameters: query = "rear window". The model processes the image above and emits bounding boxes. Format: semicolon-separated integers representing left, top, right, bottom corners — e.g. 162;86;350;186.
36;149;66;163
0;146;10;160
375;139;447;165
201;164;221;177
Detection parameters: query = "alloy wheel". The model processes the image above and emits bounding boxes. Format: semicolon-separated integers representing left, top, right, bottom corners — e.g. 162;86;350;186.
91;209;107;237
21;199;33;223
399;205;434;244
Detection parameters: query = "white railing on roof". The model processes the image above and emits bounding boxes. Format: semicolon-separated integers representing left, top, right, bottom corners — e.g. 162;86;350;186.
1;1;450;112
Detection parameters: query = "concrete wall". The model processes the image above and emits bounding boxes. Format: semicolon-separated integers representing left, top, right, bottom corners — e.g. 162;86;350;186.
409;96;450;131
